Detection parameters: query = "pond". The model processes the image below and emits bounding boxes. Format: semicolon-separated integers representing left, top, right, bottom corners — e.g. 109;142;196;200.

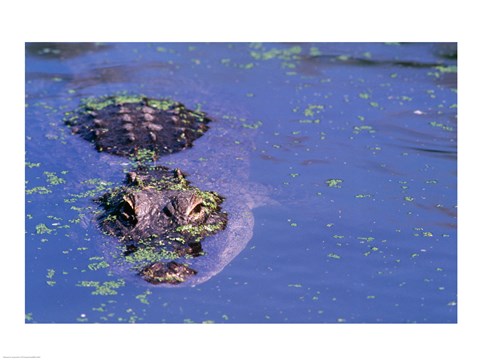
25;42;457;323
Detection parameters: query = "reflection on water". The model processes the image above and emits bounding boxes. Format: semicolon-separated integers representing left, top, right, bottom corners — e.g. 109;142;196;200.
25;42;456;323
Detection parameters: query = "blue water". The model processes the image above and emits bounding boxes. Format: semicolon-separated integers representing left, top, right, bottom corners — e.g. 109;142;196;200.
25;42;457;323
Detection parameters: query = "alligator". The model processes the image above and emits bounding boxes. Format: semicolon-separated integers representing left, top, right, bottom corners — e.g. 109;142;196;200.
65;95;270;287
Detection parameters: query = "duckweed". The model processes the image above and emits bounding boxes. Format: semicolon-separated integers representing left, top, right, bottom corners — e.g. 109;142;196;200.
87;260;110;271
25;162;41;168
135;290;152;305
77;279;126;296
36;223;53;235
26;186;51;195
124;247;180;266
326;179;343;188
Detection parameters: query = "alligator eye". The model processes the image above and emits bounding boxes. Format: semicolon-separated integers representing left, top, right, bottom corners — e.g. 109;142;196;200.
119;195;137;226
122;195;136;216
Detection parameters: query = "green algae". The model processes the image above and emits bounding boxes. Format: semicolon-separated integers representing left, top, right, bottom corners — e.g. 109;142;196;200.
176;222;225;240
131;148;157;163
88;259;110;271
355;194;372;199
352;125;375;134
357;236;375;242
326;179;343;188
428;65;457;79
46;269;56;286
72;95;182;129
246;43;304;75
25;162;41;168
26;186;51;195
65;178;114;203
309;46;321;56
429;121;454;132
196;189;224;210
250;44;302;62
303;104;324;118
36;223;53;235
135;290;152;305
77;278;125;296
435;65;457;73
80;94;144;111
26;168;69;195
288;284;302;288
298;119;321;124
124;246;180;266
44;171;66;185
241;120;263;129
148;98;178;111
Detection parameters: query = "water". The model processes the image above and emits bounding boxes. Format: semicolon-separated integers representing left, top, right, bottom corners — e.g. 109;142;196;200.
25;42;457;323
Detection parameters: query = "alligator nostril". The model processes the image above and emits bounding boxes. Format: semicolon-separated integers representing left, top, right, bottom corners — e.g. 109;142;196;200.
163;203;174;217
